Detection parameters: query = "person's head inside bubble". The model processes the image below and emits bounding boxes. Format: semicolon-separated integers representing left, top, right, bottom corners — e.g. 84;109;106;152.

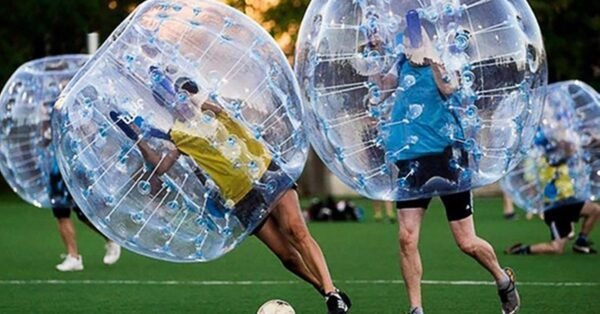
148;65;211;123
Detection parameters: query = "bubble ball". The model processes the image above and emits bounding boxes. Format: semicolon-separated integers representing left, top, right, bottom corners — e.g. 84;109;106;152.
501;80;600;212
52;0;307;262
0;55;88;208
295;0;547;200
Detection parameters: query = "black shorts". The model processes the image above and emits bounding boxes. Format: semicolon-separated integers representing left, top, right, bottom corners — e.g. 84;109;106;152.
197;160;297;235
52;206;88;223
49;168;73;207
238;183;299;235
396;190;473;221
395;146;467;192
544;201;584;240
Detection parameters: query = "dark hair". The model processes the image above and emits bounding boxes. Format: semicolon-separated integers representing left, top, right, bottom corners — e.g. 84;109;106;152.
175;77;199;94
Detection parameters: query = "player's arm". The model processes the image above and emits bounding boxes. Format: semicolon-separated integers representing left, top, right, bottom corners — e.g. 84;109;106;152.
201;100;223;114
110;111;180;175
138;141;180;176
368;57;400;103
424;58;457;98
373;66;398;98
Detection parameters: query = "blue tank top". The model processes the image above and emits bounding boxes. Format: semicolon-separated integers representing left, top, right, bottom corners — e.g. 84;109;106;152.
383;60;461;161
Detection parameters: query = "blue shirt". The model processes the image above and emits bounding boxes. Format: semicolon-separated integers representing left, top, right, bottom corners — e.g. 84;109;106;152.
383;60;461;161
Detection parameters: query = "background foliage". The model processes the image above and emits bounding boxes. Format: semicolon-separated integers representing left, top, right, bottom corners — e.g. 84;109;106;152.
0;0;599;192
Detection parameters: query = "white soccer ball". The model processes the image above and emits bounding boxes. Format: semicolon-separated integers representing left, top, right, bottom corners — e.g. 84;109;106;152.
256;299;296;314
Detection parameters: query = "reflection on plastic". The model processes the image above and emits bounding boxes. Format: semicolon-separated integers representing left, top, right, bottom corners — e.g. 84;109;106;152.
0;55;88;208
295;0;547;201
52;0;307;262
501;81;600;212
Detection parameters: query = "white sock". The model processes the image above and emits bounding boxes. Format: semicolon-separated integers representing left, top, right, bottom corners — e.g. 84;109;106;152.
410;306;424;314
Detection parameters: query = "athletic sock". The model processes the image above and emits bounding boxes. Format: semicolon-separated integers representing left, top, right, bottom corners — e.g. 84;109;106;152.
496;272;511;290
316;286;326;297
514;244;531;255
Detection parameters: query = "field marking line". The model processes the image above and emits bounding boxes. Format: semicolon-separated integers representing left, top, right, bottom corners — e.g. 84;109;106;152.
0;279;597;287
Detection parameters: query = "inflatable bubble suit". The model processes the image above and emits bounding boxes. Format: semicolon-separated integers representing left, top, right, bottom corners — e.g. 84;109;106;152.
52;0;307;262
0;55;88;208
501;81;600;212
295;0;547;200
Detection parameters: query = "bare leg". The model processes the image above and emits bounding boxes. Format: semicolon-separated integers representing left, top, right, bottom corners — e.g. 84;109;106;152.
255;216;322;291
270;189;336;294
385;201;395;220
373;201;383;221
529;239;567;254
449;216;506;281
503;193;516;219
57;218;79;257
397;208;425;309
580;202;600;236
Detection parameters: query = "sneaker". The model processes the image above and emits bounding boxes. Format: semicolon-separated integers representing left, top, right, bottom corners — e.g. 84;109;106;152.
326;291;350;314
408;307;424;314
103;241;122;265
337;289;352;310
573;239;597;254
109;111;141;140
407;306;425;314
498;268;520;314
56;254;84;272
504;243;529;255
503;212;517;221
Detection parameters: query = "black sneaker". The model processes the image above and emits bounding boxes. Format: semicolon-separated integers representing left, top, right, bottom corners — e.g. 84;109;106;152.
337;289;351;310
326;291;350;314
504;243;529;255
109;111;141;140
573;238;597;254
504;212;517;220
498;267;520;314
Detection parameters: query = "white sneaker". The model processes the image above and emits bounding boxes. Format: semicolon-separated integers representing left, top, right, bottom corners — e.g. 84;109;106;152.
103;241;121;265
56;254;84;272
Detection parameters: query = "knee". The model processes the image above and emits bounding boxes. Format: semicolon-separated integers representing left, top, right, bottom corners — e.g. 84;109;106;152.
456;238;478;256
593;205;600;217
398;229;418;254
286;222;311;244
551;242;565;254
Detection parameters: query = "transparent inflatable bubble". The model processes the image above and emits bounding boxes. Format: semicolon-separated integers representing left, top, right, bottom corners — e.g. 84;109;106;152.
52;0;307;262
295;0;547;200
0;55;88;208
501;81;600;212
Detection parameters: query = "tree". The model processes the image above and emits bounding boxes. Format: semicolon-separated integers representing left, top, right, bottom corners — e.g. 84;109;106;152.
1;0;599;194
0;0;140;84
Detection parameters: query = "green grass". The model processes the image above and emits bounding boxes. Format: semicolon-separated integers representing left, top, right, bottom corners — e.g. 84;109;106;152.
0;193;598;313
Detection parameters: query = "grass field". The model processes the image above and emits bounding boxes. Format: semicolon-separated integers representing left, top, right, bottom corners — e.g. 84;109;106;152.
0;193;598;313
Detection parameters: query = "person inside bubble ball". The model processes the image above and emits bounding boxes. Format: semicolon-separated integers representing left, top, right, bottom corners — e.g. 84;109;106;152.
40;101;121;272
110;66;351;314
506;134;599;255
369;10;519;314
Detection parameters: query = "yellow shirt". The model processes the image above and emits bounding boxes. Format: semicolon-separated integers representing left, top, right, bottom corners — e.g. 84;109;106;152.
537;157;575;202
169;111;271;204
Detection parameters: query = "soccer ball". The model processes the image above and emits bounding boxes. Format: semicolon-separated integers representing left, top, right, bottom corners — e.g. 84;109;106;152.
256;299;295;314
